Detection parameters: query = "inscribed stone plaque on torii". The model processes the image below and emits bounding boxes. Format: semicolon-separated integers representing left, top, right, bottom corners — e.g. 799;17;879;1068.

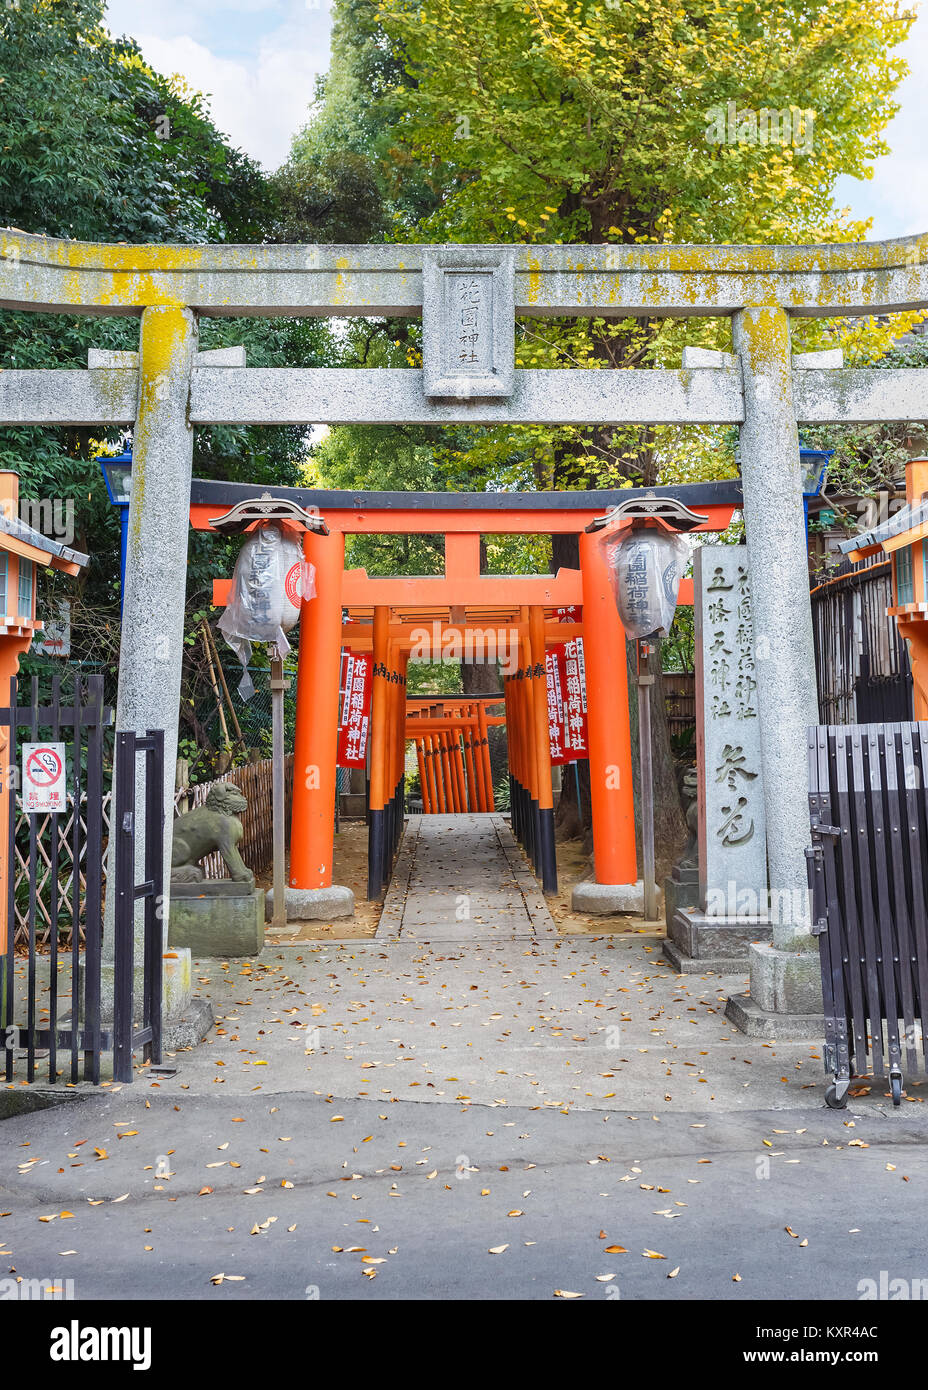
694;545;768;915
422;246;515;399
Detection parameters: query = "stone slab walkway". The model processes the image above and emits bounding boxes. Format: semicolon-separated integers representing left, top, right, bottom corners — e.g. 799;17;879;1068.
376;813;557;943
127;934;860;1115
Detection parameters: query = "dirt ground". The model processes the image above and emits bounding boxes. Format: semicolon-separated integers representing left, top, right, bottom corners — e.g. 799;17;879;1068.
550;833;660;936
256;819;381;942
257;815;658;941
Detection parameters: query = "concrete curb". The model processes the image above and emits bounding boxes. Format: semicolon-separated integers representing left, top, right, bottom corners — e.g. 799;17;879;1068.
375;814;420;940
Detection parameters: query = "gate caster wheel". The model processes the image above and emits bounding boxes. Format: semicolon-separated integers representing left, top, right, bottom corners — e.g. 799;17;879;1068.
825;1083;848;1110
890;1073;903;1107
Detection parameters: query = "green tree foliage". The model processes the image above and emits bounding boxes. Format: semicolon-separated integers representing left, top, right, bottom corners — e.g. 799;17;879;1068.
0;0;333;620
370;0;921;488
289;0;923;517
0;0;272;243
0;1;339;778
272;0;437;243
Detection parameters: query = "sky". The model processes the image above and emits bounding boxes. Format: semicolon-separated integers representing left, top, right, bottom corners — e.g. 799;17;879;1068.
103;0;927;241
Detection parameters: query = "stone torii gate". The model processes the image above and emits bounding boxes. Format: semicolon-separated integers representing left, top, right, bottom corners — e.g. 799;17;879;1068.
1;228;927;1033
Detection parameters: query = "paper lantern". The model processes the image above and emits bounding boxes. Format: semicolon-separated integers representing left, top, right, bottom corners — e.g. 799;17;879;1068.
602;528;687;639
218;523;316;697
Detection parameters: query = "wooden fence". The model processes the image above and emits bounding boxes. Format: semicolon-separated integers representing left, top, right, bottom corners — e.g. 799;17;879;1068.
663;672;696;742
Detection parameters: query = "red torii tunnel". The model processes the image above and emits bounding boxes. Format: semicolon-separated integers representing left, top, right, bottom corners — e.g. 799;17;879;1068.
406;697;504;815
191;482;738;911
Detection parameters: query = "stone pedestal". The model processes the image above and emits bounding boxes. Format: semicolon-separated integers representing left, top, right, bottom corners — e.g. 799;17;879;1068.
168;882;265;957
96;944;213;1053
266;884;355;921
725;943;825;1037
663;860;699;927
571;879;644;915
160;947;214;1049
666;907;771;974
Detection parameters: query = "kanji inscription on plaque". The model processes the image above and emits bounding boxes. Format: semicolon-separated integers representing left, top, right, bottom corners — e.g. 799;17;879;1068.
422;246;515;398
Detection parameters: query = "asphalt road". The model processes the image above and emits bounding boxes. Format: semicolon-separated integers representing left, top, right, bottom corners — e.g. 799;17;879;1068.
1;1092;926;1302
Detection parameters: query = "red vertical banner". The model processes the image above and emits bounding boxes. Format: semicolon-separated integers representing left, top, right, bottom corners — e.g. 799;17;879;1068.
545;649;566;764
555;605;582;623
545;638;589;765
562;636;588;761
336;649;373;769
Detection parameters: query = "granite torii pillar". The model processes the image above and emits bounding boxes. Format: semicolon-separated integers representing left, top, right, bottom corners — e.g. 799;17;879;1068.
725;305;824;1034
103;306;199;1023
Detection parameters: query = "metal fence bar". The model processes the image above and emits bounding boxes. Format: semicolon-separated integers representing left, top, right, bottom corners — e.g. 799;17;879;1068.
47;673;60;1084
142;730;164;1067
832;727;869;1075
25;675;38;1083
3;676;14;1083
883;724;918;1075
83;677;104;1084
809;727;849;1096
865;726;903;1084
69;679;82;1084
847;727;885;1079
112;731;135;1084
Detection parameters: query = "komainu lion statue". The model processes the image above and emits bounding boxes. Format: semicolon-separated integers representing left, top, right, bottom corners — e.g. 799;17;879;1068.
170;782;255;888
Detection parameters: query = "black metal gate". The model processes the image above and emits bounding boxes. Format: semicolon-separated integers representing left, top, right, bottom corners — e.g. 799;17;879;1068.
0;674;164;1084
112;727;164;1082
807;721;928;1109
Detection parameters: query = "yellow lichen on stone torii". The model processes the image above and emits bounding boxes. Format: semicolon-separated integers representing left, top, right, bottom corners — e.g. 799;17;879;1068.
1;227;927;320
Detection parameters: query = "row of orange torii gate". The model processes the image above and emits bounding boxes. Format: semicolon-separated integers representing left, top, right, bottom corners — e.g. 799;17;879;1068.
407;697;500;817
192;480;732;906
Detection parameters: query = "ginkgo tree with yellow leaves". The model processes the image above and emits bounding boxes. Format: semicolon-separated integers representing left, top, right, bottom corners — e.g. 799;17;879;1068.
297;0;922;856
374;0;921;487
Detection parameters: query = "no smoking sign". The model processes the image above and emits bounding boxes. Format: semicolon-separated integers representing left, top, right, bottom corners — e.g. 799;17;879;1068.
22;742;66;813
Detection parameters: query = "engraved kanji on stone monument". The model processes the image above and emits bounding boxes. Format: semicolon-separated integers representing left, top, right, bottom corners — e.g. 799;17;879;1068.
694;545;768;917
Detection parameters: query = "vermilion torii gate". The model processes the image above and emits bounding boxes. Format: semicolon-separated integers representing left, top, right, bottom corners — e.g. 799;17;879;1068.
406;698;502;817
2;227;928;1033
192;481;733;905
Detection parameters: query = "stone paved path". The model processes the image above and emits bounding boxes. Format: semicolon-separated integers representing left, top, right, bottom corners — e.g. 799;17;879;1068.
376;813;557;942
